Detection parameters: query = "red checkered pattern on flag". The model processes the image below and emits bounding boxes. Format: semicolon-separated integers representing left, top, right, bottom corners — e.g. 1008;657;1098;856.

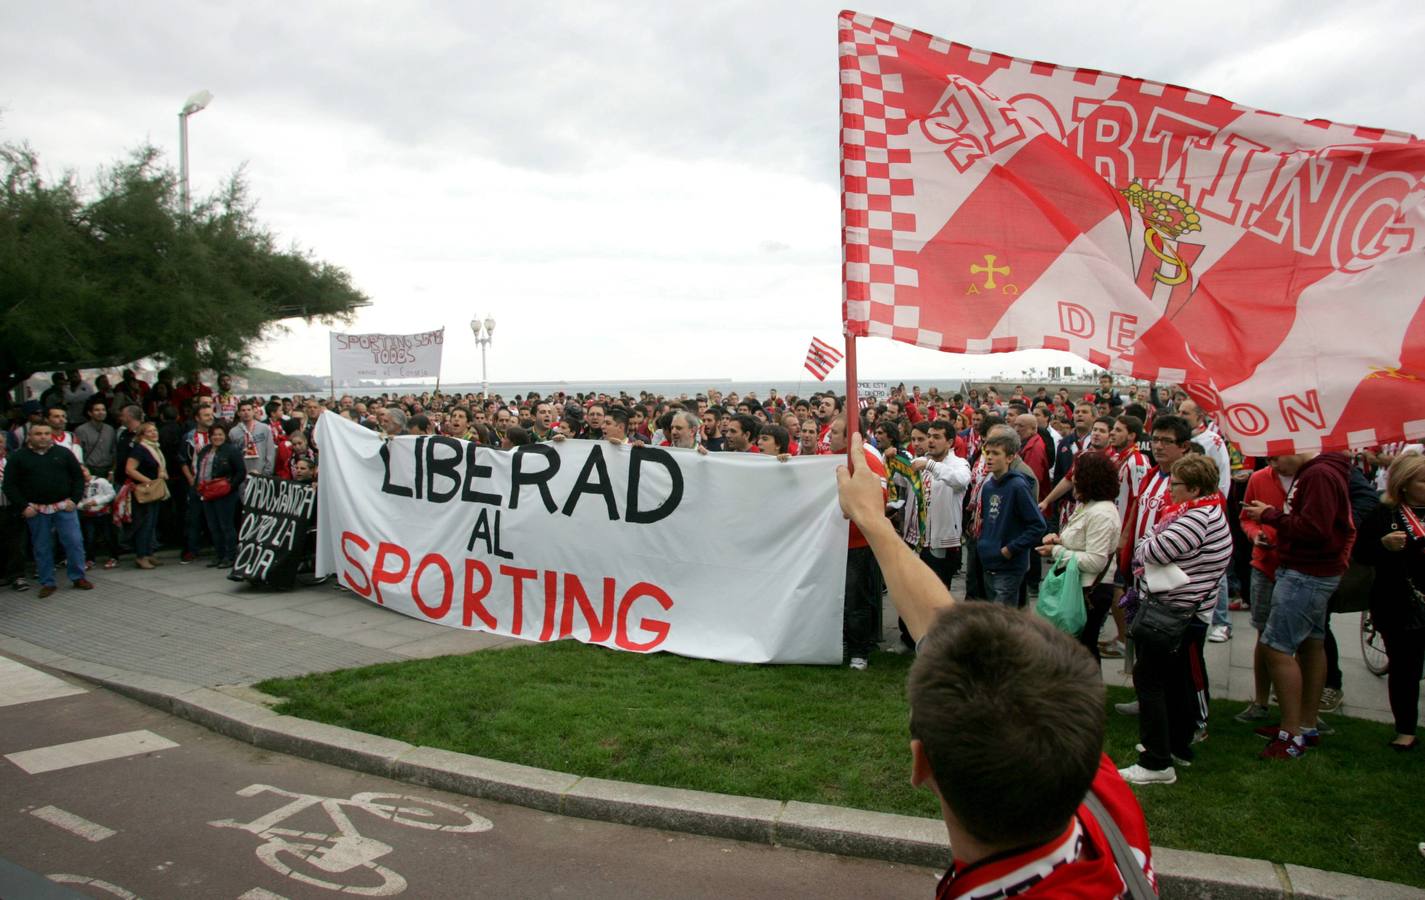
804;336;845;381
838;10;1425;455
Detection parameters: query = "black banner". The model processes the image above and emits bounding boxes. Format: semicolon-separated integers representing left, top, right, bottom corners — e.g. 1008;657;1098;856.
233;476;317;589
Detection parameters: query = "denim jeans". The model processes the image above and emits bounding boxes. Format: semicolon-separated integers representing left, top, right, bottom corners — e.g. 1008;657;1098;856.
1262;567;1340;654
132;501;160;558
202;493;240;563
26;509;86;587
1211;572;1230;627
985;568;1025;607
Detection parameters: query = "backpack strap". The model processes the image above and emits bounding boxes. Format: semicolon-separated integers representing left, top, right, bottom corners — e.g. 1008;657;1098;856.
1081;791;1156;899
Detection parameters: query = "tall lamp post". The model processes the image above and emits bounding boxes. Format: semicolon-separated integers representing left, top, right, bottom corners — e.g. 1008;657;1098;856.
178;89;214;216
471;314;496;398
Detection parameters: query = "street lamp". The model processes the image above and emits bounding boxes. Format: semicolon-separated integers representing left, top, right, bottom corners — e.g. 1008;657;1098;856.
471;314;496;398
178;89;213;216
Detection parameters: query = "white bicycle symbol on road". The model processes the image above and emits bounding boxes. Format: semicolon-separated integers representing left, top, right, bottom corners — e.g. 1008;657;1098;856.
210;783;493;896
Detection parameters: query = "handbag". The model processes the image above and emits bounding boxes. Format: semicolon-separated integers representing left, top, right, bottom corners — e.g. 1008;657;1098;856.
1328;561;1374;614
1129;591;1200;656
1036;554;1087;636
197;478;232;501
133;478;169;504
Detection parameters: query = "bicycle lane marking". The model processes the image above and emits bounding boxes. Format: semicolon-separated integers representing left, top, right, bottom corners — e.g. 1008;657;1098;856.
29;805;118;842
5;731;179;775
209;783;494;897
0;656;87;708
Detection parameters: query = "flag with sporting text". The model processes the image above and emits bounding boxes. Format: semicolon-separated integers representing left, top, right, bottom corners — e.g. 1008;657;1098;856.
804;336;845;381
838;11;1425;455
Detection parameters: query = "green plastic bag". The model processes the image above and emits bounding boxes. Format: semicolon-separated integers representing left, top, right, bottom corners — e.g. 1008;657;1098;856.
1035;554;1087;636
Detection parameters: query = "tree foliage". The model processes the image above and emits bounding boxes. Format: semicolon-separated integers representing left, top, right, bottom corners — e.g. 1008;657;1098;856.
0;142;367;393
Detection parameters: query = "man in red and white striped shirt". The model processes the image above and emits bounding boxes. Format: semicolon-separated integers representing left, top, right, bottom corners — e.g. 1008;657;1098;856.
1109;415;1151;522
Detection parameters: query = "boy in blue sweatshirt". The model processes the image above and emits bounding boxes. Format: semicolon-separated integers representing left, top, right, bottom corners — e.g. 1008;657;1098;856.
975;429;1047;607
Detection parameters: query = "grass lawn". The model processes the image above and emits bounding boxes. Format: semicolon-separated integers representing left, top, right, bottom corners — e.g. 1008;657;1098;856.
258;640;1425;888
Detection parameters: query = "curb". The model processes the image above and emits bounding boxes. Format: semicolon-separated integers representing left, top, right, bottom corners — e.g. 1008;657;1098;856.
5;640;1421;899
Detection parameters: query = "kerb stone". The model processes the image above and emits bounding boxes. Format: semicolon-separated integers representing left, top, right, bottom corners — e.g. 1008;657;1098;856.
561;777;781;844
392;746;579;814
776;800;949;869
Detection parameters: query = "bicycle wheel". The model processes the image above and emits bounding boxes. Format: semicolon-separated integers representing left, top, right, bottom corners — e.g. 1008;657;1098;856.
1361;610;1390;677
352;793;494;833
257;838;406;896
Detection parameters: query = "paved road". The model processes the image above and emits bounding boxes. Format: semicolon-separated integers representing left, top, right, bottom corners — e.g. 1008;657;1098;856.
1;656;941;899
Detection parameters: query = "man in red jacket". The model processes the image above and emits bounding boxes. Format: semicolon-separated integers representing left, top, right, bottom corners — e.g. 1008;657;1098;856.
1244;451;1355;759
1234;455;1302;724
838;433;1155;897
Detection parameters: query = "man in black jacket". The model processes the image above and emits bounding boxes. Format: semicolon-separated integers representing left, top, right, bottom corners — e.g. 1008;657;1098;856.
2;423;90;598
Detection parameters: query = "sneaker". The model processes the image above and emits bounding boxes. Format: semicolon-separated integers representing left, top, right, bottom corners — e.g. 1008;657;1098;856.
1299;729;1321;748
1228;599;1250;612
11;577;29;592
37;585;57;599
1254;723;1284;740
85;559;95;570
73;579;94;590
1315;716;1336;736
1114;700;1139;716
1259;737;1306;760
180;551;197;564
849;657;869;671
1208;624;1231;643
1233;702;1271;723
1191;727;1209;745
1118;764;1176;785
1319;687;1343;713
1099;640;1125;659
1134;743;1193;767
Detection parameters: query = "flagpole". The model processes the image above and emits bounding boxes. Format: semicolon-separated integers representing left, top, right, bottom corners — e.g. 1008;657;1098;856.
843;331;858;472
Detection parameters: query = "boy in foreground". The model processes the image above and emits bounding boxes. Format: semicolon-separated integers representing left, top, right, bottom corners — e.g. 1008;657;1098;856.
836;434;1155;897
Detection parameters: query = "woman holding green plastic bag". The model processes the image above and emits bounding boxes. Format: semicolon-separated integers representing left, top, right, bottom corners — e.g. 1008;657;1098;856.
1036;451;1122;657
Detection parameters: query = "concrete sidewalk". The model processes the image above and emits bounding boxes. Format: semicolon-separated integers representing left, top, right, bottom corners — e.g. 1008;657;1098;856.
0;549;520;686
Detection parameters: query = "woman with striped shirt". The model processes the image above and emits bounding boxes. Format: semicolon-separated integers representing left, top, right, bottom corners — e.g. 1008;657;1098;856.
1119;454;1234;785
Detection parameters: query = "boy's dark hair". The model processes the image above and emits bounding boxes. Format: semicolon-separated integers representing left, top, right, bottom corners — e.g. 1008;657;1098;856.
604;405;631;427
758;424;790;453
908;604;1105;845
1151;414;1192;445
927;419;953;440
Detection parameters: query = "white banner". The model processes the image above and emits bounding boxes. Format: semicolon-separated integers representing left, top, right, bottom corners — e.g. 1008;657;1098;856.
858;381;890;401
314;415;849;664
329;329;445;386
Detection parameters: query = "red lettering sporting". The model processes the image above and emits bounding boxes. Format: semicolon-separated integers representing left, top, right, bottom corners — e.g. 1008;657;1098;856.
340;531;372;597
412;553;454;619
558;574;615;642
371;542;411;606
615;582;674;652
499;565;538;636
462;560;496;629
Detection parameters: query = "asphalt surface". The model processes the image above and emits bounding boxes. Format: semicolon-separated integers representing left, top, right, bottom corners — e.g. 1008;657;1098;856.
1;658;941;899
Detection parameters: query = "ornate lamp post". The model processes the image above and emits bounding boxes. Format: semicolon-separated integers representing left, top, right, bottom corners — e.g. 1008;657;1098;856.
471;314;496;398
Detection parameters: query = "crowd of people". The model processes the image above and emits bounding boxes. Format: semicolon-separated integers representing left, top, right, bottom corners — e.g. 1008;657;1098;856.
2;368;1422;776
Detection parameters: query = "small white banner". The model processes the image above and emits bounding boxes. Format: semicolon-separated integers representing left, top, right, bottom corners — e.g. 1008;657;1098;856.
329;329;445;386
857;381;890;401
314;415;849;664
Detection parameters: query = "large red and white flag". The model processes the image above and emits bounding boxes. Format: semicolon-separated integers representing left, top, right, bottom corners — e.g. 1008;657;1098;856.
838;11;1425;455
804;336;845;380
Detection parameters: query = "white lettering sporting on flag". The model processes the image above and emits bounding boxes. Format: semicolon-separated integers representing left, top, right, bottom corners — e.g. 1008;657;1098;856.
837;11;1425;455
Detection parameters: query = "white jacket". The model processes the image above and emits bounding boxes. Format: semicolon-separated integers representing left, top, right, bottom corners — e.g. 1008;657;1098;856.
920;454;971;549
1050;500;1121;586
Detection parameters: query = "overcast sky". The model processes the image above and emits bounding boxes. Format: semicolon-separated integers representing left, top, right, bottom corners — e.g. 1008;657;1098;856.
5;1;1423;386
